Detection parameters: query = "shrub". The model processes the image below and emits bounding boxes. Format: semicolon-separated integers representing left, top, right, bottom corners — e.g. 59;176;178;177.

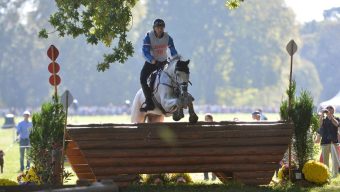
0;179;18;186
28;96;66;185
17;167;41;185
280;81;316;170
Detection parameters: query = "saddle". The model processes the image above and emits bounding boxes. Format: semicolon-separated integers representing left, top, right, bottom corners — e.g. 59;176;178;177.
147;61;168;94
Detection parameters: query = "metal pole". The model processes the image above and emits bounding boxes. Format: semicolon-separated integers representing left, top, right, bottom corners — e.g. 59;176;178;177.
288;54;293;182
52;46;57;97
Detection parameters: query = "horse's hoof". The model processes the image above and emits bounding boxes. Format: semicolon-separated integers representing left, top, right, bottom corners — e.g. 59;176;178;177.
189;114;198;123
173;114;181;121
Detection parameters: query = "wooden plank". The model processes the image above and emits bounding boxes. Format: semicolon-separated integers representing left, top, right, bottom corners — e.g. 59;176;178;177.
75;137;290;149
67;123;292;133
71;164;93;174
68;129;292;141
66;140;78;148
76;173;95;180
81;145;287;158
67;121;290;129
67;156;88;164
86;154;283;167
92;163;278;175
65;148;83;156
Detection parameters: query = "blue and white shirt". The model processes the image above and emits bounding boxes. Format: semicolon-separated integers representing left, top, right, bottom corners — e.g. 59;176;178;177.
16;120;32;140
142;30;178;63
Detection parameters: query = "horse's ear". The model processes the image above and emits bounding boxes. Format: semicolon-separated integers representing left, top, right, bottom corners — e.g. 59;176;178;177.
185;60;190;65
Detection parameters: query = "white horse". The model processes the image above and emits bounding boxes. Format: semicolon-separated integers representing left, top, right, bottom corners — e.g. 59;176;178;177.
131;59;198;123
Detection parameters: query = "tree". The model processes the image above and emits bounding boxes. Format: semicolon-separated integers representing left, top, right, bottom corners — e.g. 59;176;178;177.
40;0;137;71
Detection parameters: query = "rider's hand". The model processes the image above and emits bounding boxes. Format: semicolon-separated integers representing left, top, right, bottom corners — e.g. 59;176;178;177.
151;60;156;64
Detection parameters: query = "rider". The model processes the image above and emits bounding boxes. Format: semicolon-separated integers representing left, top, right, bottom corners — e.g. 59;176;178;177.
140;18;179;112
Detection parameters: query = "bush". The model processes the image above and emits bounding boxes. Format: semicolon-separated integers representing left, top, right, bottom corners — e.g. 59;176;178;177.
17;167;41;185
28;96;66;185
0;179;18;186
302;160;330;184
280;81;316;171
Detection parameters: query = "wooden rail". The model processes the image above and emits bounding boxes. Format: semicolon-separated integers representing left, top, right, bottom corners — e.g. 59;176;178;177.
66;121;293;186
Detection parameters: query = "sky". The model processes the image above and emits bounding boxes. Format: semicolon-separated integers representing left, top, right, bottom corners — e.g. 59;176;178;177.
15;0;340;26
285;0;340;23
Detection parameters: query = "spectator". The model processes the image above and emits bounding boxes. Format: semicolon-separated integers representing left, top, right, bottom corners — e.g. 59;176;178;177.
0;149;4;173
252;111;261;121
16;110;32;172
318;105;340;178
256;109;268;120
203;114;217;181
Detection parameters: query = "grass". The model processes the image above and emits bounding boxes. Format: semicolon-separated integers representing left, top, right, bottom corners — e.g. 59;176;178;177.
1;114;340;191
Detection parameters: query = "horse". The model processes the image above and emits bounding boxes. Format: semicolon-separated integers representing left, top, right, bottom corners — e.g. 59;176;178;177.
131;59;198;123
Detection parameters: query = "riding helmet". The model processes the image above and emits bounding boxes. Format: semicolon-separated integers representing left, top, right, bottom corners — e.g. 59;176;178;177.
153;19;165;28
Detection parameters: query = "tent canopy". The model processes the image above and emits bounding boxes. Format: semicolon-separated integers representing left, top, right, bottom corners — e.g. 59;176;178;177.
319;91;340;111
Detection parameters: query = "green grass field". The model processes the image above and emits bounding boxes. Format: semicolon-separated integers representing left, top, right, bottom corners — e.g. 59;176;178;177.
1;114;339;191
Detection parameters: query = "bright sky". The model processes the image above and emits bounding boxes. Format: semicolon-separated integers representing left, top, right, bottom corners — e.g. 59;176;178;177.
285;0;340;23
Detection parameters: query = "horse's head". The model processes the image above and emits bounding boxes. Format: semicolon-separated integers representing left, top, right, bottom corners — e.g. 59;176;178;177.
174;59;190;94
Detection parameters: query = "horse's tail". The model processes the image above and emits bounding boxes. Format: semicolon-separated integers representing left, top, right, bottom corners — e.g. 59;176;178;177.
130;89;145;123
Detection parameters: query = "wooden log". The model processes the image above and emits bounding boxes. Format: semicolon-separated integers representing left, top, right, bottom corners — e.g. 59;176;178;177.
67;121;290;129
86;154;283;167
233;171;275;179
68;129;292;141
75;137;290;149
71;164;93;174
76;172;96;180
81;145;287;158
67;123;292;133
92;163;278;175
66;156;88;164
65;148;83;156
214;172;233;181
66;140;78;148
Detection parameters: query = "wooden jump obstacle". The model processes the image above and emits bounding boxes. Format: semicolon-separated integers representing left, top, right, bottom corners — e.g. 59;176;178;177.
65;121;293;187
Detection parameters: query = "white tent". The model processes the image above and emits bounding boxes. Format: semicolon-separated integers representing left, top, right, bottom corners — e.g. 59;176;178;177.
319;91;340;111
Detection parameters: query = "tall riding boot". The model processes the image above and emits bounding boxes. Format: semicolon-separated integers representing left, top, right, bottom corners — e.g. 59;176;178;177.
140;85;155;112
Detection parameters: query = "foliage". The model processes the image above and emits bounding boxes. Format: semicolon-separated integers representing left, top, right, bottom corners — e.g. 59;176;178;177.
301;16;340;101
0;178;18;186
302;160;330;184
28;96;66;185
169;173;193;184
40;0;137;71
0;0;323;107
17;167;41;185
278;163;297;181
225;0;244;10
280;81;315;170
143;174;171;185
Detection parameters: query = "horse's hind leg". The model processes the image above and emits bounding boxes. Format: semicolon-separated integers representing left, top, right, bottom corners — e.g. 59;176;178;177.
188;102;198;123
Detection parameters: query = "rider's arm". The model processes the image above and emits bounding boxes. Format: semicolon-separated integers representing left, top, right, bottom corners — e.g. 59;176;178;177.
142;33;154;63
168;35;178;57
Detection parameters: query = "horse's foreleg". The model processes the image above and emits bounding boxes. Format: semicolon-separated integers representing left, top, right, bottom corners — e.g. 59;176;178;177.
188;102;198;123
173;108;184;121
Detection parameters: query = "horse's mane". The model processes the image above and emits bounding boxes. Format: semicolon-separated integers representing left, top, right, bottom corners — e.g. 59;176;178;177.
166;60;189;74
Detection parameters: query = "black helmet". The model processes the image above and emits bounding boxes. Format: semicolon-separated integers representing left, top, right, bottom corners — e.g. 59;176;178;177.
153;19;165;28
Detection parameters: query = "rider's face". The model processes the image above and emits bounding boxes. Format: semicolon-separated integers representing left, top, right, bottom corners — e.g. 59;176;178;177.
154;26;164;37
